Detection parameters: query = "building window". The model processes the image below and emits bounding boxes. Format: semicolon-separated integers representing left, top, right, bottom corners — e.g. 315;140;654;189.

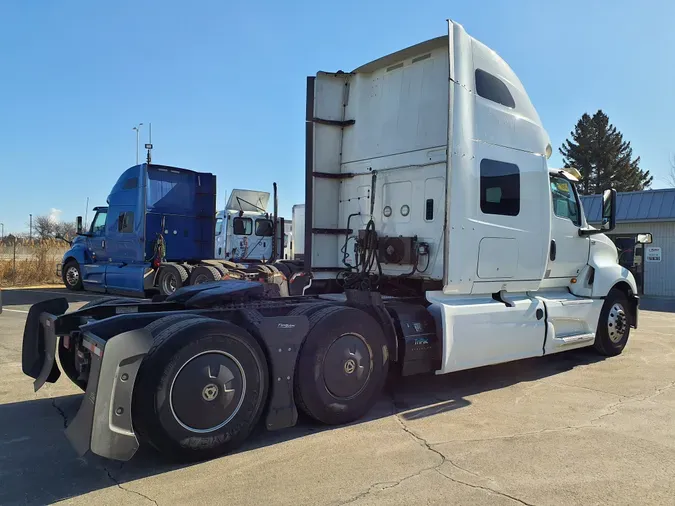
550;176;581;226
118;211;134;233
122;177;138;190
255;219;274;237
233;217;252;235
475;69;515;108
480;159;520;216
425;199;434;221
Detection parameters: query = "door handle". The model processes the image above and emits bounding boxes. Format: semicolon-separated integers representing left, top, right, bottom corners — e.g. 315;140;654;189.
549;239;556;261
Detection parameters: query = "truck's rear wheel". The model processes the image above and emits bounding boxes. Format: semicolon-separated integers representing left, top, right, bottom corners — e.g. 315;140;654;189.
62;260;83;291
594;289;632;356
132;318;269;462
189;266;222;285
158;264;188;296
294;306;389;425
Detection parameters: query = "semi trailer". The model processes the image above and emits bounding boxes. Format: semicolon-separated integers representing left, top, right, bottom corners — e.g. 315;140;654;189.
19;19;645;464
57;165;296;297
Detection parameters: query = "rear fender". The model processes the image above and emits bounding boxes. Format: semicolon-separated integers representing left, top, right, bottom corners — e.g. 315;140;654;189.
65;329;153;461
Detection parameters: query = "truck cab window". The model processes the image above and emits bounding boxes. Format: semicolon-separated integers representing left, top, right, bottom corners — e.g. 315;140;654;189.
255;219;273;237
550;176;581;226
90;211;107;235
118;211;134;233
480;159;520;216
215;217;223;235
233;217;252;235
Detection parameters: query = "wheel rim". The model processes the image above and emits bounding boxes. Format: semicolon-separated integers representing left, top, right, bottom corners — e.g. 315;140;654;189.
161;272;178;294
65;266;79;286
193;273;209;284
322;333;373;400
169;350;246;433
607;303;628;343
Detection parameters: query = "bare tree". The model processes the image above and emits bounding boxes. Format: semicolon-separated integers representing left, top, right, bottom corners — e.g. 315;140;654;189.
29;215;78;242
31;215;58;240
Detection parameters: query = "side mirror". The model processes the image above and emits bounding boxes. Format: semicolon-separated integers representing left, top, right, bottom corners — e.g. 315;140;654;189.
601;188;617;231
76;216;83;235
637;233;653;244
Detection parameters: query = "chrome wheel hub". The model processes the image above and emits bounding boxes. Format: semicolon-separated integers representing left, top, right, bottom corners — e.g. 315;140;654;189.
65;266;79;286
607;303;628;343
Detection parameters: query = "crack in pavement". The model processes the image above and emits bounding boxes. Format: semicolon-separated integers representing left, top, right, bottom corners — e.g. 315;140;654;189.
51;398;68;428
104;466;159;505
339;397;529;505
435;468;536;506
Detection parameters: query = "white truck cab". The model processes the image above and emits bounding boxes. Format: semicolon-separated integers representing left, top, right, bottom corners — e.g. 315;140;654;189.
306;19;642;372
214;189;275;262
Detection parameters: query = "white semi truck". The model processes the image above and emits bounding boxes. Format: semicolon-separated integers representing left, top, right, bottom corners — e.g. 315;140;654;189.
18;20;645;463
214;189;276;262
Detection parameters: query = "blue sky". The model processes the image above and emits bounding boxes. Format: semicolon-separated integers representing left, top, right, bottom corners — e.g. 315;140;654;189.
1;0;673;234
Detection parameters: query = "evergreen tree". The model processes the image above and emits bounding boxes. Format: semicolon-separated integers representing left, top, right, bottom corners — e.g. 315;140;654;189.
559;110;652;195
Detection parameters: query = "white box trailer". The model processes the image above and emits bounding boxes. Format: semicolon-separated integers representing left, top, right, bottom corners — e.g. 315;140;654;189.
17;19;644;464
292;204;305;260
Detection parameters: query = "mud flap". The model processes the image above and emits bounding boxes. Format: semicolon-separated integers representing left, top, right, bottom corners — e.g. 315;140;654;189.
65;328;153;461
257;316;309;431
22;298;69;386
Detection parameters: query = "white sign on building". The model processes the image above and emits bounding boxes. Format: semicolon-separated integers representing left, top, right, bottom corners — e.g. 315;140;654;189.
646;246;662;263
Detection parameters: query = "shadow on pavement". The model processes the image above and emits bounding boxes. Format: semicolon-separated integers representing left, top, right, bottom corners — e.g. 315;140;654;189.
0;347;605;505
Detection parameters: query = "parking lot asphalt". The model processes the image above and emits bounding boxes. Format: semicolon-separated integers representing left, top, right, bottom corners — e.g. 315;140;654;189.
1;288;674;505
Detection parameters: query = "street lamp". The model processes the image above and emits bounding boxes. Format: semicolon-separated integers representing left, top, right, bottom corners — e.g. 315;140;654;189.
132;123;144;165
0;223;4;240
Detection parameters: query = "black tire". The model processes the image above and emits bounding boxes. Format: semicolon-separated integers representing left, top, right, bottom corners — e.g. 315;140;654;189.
58;296;134;391
273;262;292;280
132;317;269;462
62;260;83;291
288;302;334;317
189;266;222;285
593;289;632;356
158;264;188;296
294;305;389;425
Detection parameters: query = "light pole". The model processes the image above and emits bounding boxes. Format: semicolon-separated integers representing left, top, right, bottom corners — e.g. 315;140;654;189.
0;223;4;240
133;123;144;165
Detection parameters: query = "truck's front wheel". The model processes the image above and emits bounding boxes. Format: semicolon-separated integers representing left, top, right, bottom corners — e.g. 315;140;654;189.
62;260;83;291
594;289;632;356
132;318;269;462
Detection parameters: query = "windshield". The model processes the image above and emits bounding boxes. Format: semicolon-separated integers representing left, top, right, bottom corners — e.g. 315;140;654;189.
215;217;223;236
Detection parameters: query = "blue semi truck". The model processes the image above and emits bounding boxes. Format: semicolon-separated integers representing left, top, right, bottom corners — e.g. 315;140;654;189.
60;163;302;297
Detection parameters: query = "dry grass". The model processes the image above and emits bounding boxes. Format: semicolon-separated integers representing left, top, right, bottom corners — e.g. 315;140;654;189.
0;239;69;287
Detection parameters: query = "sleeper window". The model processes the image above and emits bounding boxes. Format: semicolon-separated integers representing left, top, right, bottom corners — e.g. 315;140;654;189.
118;211;134;233
480;159;520;216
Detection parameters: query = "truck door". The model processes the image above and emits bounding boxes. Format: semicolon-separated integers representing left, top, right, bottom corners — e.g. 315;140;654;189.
547;176;590;279
83;209;108;289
